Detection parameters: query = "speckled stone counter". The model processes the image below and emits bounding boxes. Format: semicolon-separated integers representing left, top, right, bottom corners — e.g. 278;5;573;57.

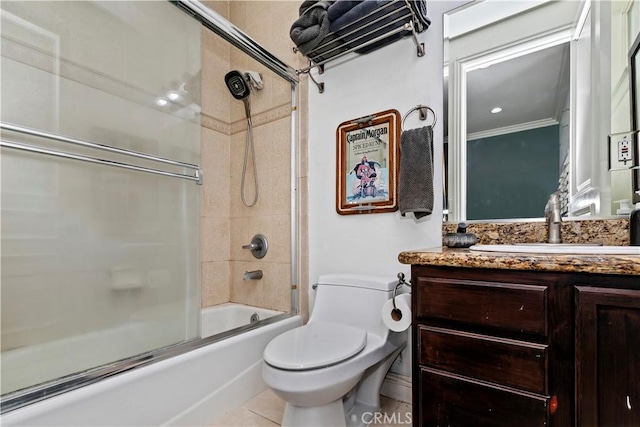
398;246;640;276
442;218;629;246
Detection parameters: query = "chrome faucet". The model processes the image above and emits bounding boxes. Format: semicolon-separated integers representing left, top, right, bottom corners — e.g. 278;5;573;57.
545;192;562;244
243;270;263;281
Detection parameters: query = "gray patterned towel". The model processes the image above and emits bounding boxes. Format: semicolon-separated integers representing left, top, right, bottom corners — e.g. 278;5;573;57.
290;1;335;56
398;126;434;219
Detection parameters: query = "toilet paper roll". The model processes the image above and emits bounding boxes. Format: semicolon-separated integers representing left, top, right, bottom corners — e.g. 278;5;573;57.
381;293;412;332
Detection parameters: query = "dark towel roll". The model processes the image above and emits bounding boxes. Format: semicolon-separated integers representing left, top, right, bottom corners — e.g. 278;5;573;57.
290;0;335;56
327;0;360;21
329;0;406;53
398;126;434;219
327;0;430;55
409;0;431;31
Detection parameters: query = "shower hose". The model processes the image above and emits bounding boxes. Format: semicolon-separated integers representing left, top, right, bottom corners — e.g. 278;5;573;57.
241;100;259;207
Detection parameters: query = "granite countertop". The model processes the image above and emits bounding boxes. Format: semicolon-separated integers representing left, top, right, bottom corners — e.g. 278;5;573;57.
398;246;640;276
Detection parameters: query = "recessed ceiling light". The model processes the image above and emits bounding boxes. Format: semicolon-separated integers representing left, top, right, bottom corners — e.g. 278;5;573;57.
491;107;503;114
156;97;168;107
167;91;180;101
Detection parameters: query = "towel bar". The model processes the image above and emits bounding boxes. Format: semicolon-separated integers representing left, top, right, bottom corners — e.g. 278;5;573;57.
402;105;436;129
0;122;203;184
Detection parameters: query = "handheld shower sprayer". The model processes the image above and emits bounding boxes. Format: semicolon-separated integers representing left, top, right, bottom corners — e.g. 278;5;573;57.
224;70;252;120
224;70;264;207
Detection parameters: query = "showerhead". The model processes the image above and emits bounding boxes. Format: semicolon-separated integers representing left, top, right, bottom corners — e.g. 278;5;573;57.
224;70;251;100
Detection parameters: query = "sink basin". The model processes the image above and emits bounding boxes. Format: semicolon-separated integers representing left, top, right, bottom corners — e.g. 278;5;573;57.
469;244;640;255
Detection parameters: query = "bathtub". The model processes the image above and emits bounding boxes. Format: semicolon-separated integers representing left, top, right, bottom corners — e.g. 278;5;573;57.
202;303;283;338
2;304;301;426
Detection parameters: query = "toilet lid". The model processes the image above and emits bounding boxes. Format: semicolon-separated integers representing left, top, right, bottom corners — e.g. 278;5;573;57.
264;322;367;370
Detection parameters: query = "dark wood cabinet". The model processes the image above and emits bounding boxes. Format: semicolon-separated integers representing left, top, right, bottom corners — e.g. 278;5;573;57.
576;286;640;426
411;265;639;427
419;367;549;427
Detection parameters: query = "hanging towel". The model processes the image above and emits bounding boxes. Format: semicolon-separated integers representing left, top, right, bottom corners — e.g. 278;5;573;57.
290;0;337;57
398;126;434;219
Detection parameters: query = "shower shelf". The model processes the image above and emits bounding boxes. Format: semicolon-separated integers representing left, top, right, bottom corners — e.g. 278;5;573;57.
293;0;428;93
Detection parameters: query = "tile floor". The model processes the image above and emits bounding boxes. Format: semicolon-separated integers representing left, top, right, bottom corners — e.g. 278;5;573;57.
211;389;412;427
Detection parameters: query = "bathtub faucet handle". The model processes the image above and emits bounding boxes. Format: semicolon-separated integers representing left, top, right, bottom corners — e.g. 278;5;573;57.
242;234;268;259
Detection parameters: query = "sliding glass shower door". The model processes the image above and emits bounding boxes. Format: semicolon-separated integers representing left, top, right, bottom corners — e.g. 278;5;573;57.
1;1;202;395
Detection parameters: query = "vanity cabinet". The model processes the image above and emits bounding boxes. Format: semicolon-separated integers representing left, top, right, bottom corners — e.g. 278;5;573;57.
576;285;640;426
411;265;640;427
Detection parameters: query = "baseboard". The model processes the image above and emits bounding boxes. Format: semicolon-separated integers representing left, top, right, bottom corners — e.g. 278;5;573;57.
380;373;412;404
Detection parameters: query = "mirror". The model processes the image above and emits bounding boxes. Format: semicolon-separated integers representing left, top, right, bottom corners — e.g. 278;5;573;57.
444;0;640;222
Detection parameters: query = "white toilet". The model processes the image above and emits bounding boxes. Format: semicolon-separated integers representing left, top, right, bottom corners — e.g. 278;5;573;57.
262;273;408;427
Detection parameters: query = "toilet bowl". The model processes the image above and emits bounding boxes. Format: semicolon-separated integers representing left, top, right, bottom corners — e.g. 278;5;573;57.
262;274;408;427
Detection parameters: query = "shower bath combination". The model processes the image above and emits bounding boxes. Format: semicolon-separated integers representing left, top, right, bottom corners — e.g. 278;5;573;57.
225;70;264;207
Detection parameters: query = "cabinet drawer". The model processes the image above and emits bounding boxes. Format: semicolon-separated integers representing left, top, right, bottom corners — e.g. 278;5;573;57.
419;368;549;427
416;277;548;335
419;326;548;394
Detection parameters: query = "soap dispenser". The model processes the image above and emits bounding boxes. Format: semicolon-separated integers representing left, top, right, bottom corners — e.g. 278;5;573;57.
631;198;640;246
444;222;478;248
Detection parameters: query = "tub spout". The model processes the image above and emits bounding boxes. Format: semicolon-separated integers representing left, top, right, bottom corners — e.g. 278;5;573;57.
243;270;263;281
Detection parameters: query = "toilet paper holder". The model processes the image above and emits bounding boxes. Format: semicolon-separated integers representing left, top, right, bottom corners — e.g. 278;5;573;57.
396;272;411;288
392;273;411;320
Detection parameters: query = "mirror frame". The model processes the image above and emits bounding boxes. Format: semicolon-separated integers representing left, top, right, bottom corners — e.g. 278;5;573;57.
630;29;640;203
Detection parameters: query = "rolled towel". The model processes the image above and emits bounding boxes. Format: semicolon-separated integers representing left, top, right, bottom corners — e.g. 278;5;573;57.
329;0;391;33
327;0;361;21
330;0;402;51
329;0;428;54
409;0;431;31
290;0;336;56
398;126;434;219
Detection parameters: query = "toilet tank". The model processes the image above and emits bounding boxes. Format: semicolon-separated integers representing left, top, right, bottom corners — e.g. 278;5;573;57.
309;273;399;338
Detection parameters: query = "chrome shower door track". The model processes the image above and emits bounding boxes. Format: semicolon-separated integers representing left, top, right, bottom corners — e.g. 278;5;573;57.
0;313;295;414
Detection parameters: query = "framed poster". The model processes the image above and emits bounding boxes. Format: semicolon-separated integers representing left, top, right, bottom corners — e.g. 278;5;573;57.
336;109;401;215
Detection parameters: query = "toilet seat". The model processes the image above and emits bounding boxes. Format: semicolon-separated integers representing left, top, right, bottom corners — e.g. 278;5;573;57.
264;322;367;370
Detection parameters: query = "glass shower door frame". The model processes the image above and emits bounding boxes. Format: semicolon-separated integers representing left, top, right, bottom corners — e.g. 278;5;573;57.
1;0;300;414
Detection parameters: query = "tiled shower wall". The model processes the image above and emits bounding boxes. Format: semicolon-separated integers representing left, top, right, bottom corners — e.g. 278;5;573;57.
200;1;308;315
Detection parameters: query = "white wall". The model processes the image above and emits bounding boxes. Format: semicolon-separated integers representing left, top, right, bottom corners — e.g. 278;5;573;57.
610;0;637;211
307;1;466;377
308;2;463;284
